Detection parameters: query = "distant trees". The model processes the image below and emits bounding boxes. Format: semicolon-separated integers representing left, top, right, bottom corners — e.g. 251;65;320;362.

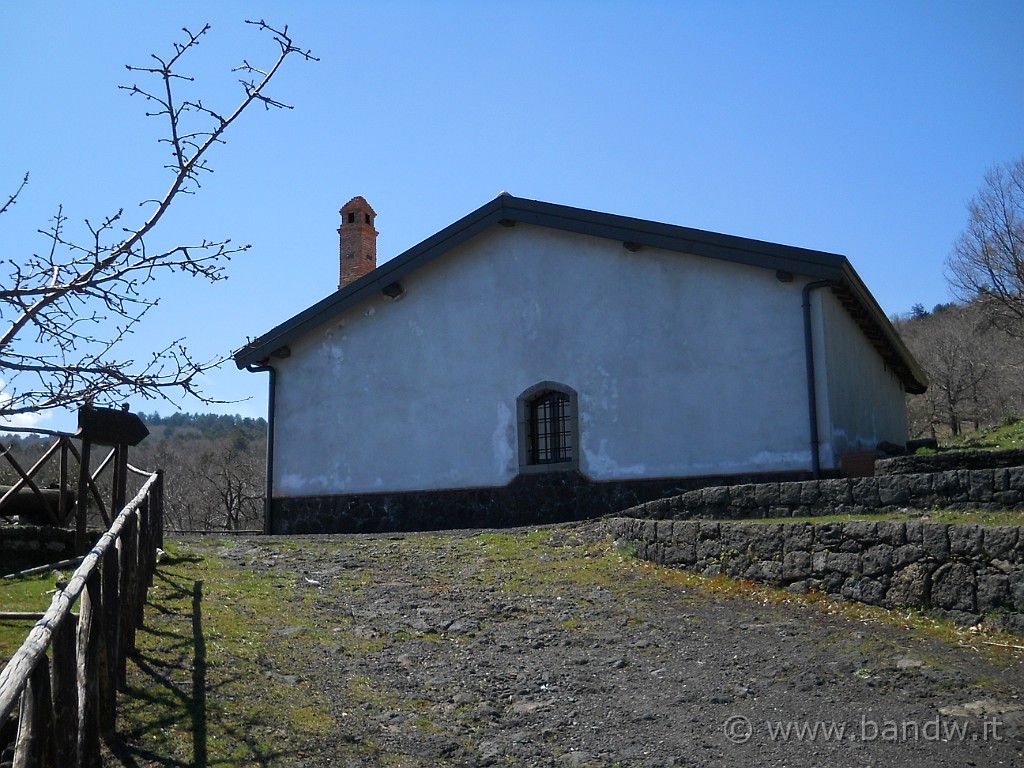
946;157;1024;337
0;22;314;422
892;156;1024;441
894;302;1024;438
131;413;267;532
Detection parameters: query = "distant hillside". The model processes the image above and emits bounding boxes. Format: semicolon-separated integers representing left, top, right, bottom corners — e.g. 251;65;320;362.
138;412;267;443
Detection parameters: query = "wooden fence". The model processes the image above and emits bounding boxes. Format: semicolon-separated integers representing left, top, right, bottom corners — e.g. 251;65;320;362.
1;405;150;554
0;466;163;768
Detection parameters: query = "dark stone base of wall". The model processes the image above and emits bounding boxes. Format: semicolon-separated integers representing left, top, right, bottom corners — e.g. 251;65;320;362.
269;469;824;534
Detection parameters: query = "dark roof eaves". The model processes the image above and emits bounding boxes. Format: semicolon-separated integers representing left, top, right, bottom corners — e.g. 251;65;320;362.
834;262;929;394
501;196;846;279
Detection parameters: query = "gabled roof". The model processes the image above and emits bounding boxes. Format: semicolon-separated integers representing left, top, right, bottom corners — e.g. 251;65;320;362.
233;194;927;393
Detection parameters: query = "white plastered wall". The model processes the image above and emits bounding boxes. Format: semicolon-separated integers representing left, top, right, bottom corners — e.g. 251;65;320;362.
271;224;836;496
813;289;909;468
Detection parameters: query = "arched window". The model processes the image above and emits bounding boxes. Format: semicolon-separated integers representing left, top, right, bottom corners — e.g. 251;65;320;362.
517;383;578;472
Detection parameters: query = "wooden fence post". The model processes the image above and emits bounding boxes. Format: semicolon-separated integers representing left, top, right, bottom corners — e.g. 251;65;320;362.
77;568;102;768
12;655;54;768
154;470;164;552
75;439;92;555
99;544;119;734
117;513;137;688
50;615;77;767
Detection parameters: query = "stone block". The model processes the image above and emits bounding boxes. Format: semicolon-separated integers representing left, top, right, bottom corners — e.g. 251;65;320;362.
730;484;757;509
747;524;785;560
821;571;846;594
993;490;1023;506
861;544;894;577
720;524;752;553
745;559;783;584
673;520;699;546
663;544;697;566
931;563;976;612
819;478;853;505
841;577;886;606
784;522;813;552
978;528;1019;561
885;562;932;609
877;475;910;507
725;554;752;578
904;520;925;545
921;524;950;560
906;472;934;504
930;470;961;501
893;544;926;568
812;551;829;575
843;520;879;545
640;519;658;542
851;477;880;507
875;520;906;547
696;539;724;561
645;498;671;519
799;481;821;506
968;470;995;503
948;523;984;558
698;521;720;540
1009;466;1024;493
814;522;844;548
825;551;861;576
779;482;803;507
993;468;1010;492
703;486;730;508
754;483;781;509
783;551;811;581
606;518;629;539
976;574;1011;612
1011;573;1024;612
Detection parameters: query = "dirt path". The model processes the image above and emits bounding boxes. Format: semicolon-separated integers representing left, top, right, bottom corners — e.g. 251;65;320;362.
114;522;1024;767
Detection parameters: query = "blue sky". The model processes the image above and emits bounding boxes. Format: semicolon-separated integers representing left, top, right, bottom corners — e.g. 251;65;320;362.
2;1;1022;430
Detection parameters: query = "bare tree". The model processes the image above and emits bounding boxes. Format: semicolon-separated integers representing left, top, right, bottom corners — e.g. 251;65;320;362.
946;157;1024;336
0;21;315;421
895;302;1024;438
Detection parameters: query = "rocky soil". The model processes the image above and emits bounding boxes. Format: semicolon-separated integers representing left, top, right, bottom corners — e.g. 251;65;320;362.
122;522;1024;767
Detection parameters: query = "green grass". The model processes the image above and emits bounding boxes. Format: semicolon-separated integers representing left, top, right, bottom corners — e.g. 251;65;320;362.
105;541;337;767
947;416;1024;452
0;572;62;664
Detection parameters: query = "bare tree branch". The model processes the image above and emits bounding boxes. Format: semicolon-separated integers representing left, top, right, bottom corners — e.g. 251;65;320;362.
0;21;315;419
946;157;1024;337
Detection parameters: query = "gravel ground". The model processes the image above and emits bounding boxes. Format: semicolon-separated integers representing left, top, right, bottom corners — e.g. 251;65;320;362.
135;522;1024;767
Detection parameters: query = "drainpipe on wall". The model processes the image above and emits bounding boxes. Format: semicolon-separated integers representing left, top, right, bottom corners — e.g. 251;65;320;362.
802;281;833;480
245;362;277;534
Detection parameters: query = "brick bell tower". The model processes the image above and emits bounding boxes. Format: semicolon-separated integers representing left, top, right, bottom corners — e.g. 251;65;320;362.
338;196;378;289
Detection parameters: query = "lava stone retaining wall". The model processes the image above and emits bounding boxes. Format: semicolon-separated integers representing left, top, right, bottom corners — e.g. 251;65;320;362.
876;448;1024;477
606;516;1024;634
0;525;77;574
621;465;1024;522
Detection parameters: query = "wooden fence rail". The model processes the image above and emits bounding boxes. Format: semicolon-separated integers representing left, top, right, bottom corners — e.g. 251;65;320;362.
0;467;163;768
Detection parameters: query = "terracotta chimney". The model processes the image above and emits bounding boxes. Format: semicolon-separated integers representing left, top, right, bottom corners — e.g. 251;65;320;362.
338;196;378;289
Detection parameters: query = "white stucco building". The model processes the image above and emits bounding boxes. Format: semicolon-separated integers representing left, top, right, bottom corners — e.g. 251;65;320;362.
234;194;927;533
